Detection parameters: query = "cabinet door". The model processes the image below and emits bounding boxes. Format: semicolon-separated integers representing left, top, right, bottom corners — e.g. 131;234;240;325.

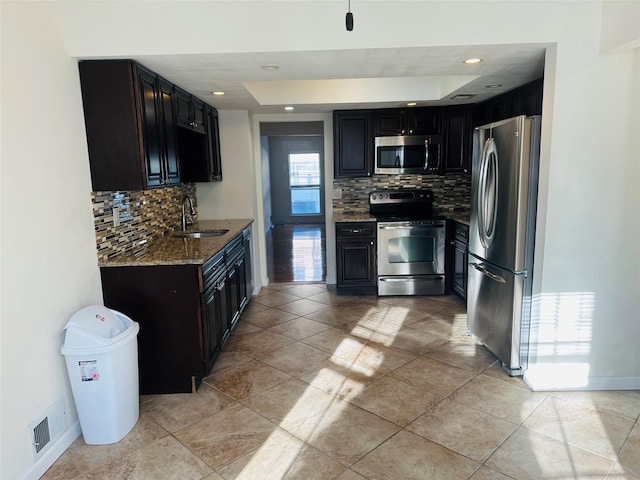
175;87;192;128
409;108;440;135
236;255;248;311
191;98;206;133
374;109;406;135
136;67;164;188
334;111;372;178
443;106;472;174
158;78;180;185
206;106;223;181
202;282;222;372
227;263;240;330
451;238;468;299
336;239;376;286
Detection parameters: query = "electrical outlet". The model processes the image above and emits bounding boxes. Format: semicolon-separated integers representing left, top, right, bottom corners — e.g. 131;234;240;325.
333;188;343;200
113;207;120;227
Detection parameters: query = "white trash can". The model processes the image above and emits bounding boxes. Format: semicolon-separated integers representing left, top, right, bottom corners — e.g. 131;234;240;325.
61;305;140;445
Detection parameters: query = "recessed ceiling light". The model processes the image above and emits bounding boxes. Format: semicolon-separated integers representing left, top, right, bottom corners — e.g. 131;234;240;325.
284;106;294;111
485;84;502;89
464;58;483;64
262;64;280;71
450;94;477;100
212;91;225;96
407;102;417;107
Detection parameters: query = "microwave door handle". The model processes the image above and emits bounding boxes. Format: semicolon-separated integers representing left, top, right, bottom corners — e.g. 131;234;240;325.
423;139;429;170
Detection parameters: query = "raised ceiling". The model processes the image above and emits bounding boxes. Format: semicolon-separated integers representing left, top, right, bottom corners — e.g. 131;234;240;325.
133;43;547;113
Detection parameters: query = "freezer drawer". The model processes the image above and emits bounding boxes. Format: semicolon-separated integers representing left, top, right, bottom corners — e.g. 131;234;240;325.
467;255;527;375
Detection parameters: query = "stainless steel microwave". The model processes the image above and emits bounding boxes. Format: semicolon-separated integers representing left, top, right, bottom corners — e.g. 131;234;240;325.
374;135;442;175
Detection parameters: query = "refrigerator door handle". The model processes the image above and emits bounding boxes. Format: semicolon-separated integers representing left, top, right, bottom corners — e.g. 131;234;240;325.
470;262;507;284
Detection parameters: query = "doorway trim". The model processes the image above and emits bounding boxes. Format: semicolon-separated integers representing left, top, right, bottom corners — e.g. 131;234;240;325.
251;113;335;288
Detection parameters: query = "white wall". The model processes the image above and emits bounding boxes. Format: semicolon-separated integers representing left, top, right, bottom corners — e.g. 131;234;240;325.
1;3;103;478
1;1;638;477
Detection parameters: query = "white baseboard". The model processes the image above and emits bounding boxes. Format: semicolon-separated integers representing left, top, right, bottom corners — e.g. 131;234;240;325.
524;368;640;391
21;421;81;480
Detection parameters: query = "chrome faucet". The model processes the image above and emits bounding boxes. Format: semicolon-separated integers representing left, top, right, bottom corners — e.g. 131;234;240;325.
181;195;196;232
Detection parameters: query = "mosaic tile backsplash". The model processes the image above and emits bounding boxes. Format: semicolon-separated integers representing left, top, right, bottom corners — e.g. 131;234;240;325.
92;184;197;262
333;174;471;216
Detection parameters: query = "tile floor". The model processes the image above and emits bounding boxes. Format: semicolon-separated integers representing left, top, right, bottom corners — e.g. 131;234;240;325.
44;284;640;480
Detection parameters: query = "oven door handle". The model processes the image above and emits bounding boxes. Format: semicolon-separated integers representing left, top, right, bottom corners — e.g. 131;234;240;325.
379;224;441;230
379;276;445;282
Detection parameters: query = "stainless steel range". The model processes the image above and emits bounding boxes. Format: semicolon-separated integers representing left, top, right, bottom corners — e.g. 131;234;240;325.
370;189;446;296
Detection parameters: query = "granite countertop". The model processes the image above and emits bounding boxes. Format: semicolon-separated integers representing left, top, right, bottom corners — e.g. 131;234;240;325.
446;212;471;226
99;219;253;267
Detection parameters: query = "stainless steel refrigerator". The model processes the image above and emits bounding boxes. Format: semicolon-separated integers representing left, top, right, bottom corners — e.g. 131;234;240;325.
467;115;541;376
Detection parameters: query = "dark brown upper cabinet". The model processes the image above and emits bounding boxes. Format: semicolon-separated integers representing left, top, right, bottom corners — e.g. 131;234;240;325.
442;106;473;175
79;60;180;191
475;78;543;126
176;87;206;134
334;110;373;178
373;107;440;136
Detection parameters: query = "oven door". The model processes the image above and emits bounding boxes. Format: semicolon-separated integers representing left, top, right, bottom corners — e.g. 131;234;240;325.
377;221;446;276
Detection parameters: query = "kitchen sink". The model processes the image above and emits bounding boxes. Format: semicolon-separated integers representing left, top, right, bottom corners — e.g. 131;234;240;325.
174;229;229;239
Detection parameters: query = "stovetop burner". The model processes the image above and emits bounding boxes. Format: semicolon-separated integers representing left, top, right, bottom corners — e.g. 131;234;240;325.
369;189;437;221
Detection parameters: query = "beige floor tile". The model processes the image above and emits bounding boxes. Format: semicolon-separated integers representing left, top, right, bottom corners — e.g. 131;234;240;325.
298;363;381;400
453;374;547;424
423;340;498;372
204;359;291;400
202;472;226;480
259;342;333;378
241;301;270;314
608;461;640;479
391;356;476;396
549;390;640;422
346;375;440;426
288;400;400;466
351;430;479;480
276;298;329;316
41;450;83;480
241;307;299;329
407;397;518;462
285;284;330;298
205;350;253;377
266;317;331;340
332;470;368;480
482;363;532;387
140;383;235;432
241;378;339;430
469;466;515;480
404;311;470;339
618;422;640;473
354;326;449;354
302;328;368;356
523;396;635;459
232;320;263;336
307;290;355;306
175;403;276;470
224;330;295;357
66;414;168;474
86;435;213;479
305;304;390;330
485;428;614;480
216;428;346;480
252;290;301;307
331;340;417;377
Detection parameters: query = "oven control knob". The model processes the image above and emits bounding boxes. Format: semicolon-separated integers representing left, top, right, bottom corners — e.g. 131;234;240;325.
372;194;377;200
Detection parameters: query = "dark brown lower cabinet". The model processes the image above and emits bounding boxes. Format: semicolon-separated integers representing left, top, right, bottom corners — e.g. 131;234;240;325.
450;221;469;300
336;222;377;295
101;265;206;394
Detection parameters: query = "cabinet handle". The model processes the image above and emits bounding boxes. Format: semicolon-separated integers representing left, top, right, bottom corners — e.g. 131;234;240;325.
409;129;413;134
451;241;456;245
370;241;374;245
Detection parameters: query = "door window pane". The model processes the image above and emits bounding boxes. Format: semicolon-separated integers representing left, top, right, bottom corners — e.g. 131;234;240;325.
289;153;321;215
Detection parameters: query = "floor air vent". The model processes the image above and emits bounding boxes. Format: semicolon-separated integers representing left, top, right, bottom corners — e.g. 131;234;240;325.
29;398;66;461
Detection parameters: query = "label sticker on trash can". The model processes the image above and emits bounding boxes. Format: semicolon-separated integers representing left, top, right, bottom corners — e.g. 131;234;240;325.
79;361;100;381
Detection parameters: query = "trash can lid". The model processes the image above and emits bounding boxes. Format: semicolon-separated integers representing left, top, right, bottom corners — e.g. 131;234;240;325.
62;305;139;350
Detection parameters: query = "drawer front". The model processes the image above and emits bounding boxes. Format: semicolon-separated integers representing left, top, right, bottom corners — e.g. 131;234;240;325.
201;251;225;292
454;221;469;242
336;222;376;238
